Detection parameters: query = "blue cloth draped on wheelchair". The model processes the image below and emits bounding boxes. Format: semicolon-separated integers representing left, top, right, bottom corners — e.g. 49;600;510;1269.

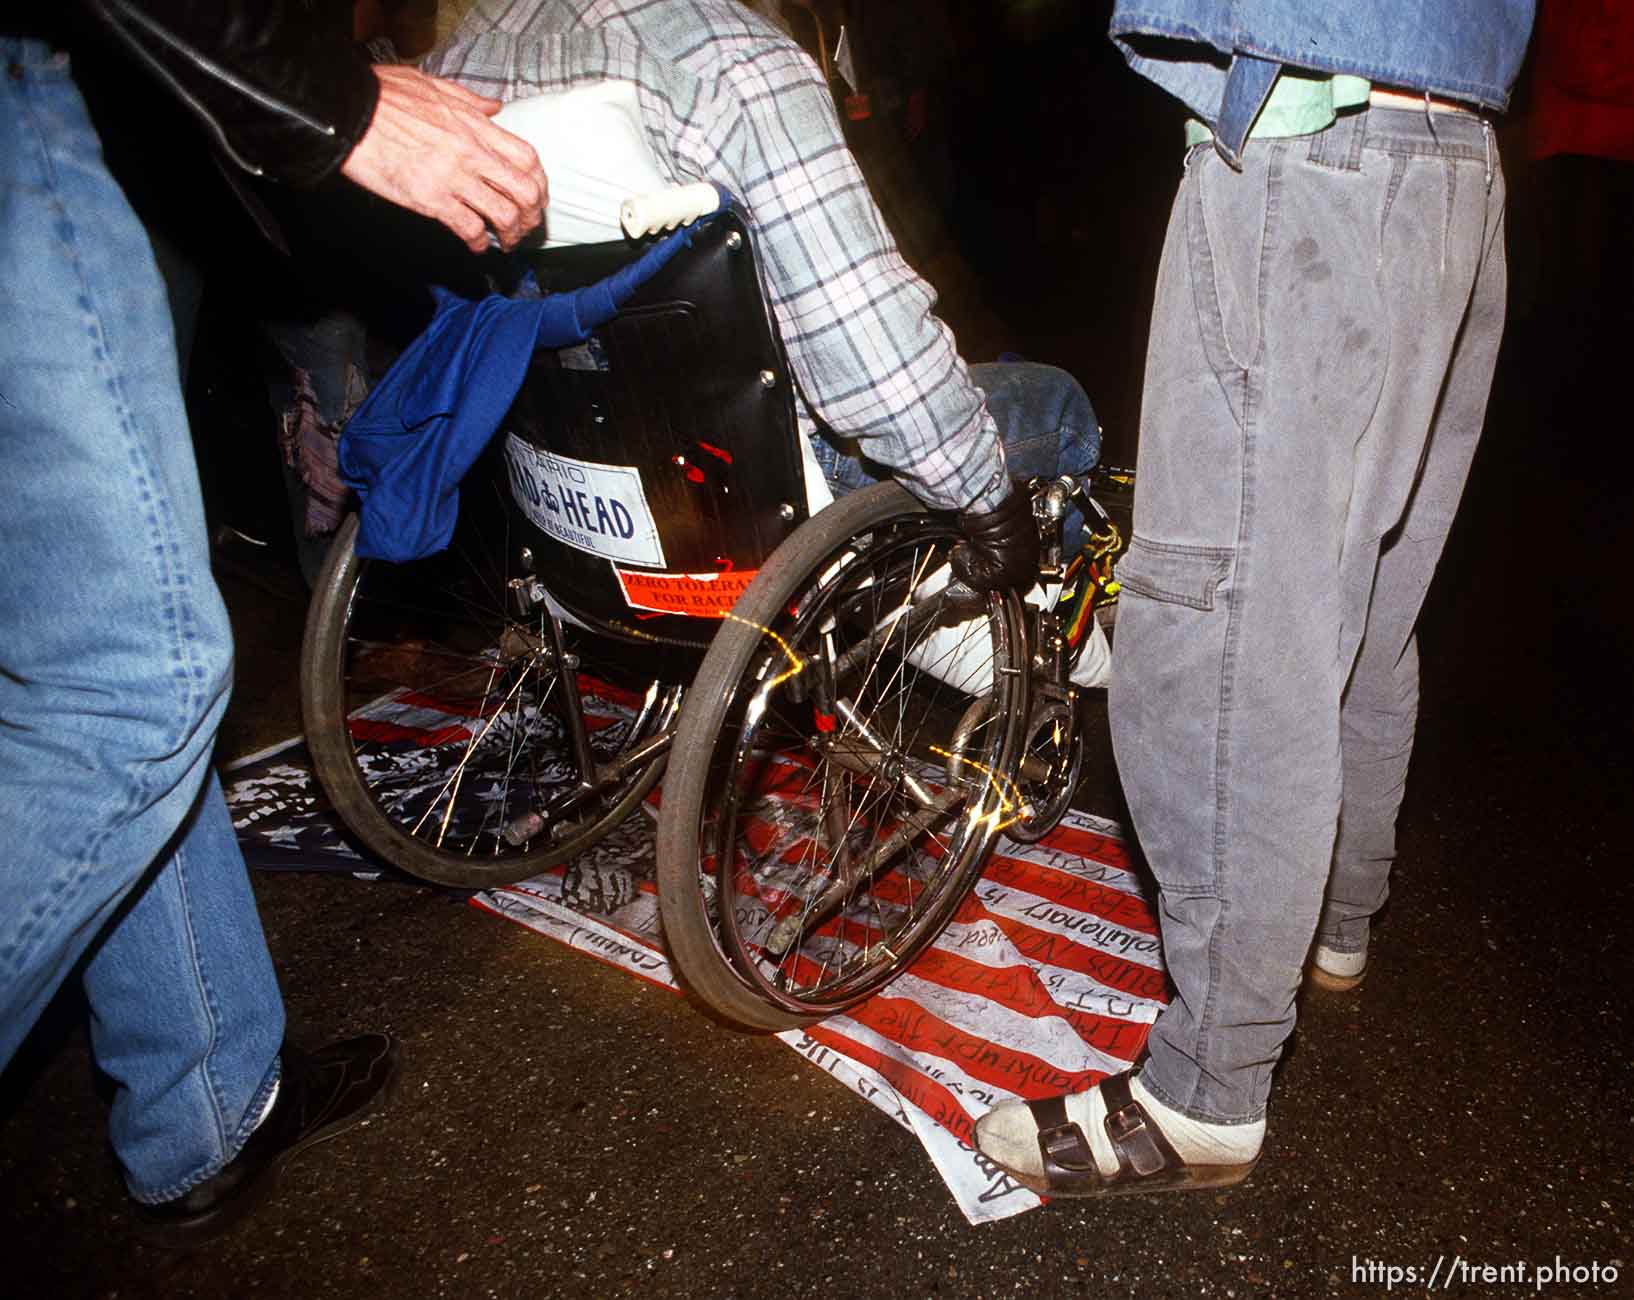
338;186;732;564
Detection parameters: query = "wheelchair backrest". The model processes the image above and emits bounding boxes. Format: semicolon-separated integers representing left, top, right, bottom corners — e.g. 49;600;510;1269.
499;208;808;649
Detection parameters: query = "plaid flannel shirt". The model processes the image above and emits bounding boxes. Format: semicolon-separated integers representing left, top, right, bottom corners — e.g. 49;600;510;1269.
423;0;1010;512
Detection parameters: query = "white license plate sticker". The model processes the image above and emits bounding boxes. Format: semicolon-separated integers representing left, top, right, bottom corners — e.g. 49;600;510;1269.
503;434;665;569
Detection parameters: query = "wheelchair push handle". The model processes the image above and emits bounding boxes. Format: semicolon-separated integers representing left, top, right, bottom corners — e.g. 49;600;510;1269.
620;182;723;238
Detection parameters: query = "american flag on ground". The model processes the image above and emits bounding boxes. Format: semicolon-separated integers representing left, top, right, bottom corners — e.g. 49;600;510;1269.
227;681;1166;1224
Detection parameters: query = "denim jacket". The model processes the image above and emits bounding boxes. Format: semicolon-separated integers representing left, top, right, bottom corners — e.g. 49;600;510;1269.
1110;0;1537;165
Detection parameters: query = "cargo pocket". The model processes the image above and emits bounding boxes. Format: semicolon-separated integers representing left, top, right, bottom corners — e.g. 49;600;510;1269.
1106;536;1237;887
1116;536;1233;611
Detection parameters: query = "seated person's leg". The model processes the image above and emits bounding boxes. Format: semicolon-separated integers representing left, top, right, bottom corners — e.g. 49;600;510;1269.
811;359;1112;689
967;361;1101;554
818;360;1101;551
265;309;371;586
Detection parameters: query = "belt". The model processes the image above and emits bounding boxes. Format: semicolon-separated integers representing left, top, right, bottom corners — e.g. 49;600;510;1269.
1368;87;1477;114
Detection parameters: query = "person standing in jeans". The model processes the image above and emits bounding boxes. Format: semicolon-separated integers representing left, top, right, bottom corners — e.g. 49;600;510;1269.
977;1;1536;1197
0;0;544;1246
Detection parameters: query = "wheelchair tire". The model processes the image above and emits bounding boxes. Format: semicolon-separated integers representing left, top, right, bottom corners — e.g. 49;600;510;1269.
301;500;675;890
655;482;1028;1029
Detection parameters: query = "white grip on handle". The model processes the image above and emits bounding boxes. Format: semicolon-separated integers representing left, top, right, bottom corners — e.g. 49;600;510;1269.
619;183;722;238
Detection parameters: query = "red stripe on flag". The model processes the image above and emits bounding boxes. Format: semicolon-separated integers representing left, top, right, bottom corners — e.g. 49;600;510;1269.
979;852;1156;933
844;993;1116;1102
347;717;473;747
1027;820;1137;872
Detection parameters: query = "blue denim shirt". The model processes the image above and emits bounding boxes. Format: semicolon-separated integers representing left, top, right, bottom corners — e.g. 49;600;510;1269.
1110;1;1537;165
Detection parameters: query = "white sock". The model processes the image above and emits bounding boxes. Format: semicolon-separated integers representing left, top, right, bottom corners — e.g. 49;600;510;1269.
1128;1075;1263;1168
976;1072;1264;1178
1313;932;1368;977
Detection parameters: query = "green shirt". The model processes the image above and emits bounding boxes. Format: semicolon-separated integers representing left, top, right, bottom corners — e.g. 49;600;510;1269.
1184;70;1371;147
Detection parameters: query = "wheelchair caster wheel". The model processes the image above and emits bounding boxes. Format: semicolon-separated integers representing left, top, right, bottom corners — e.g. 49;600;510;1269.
1004;697;1084;844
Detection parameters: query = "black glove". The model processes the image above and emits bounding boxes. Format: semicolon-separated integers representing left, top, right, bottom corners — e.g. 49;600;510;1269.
950;484;1039;592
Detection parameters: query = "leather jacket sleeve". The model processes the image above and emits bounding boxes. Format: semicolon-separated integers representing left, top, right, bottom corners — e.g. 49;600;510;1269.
80;0;380;187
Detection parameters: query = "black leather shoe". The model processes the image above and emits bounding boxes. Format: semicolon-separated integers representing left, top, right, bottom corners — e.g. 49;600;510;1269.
131;1033;400;1249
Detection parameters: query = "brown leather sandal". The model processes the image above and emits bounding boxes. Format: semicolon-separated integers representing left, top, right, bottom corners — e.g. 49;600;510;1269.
1011;1071;1258;1198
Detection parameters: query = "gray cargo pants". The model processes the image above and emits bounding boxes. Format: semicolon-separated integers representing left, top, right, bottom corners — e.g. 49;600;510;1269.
1110;107;1508;1124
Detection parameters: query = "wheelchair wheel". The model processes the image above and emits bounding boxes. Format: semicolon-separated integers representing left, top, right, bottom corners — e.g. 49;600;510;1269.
301;495;676;889
655;482;1029;1029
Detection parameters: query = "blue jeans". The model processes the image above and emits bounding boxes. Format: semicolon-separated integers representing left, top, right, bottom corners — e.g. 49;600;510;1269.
1110;108;1508;1124
0;40;284;1203
821;361;1103;551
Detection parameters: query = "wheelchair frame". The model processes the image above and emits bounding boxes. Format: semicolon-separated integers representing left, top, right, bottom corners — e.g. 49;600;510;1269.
299;207;1119;1027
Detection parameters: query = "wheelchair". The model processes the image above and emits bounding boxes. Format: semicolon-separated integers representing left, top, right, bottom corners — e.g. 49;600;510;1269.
299;202;1128;1030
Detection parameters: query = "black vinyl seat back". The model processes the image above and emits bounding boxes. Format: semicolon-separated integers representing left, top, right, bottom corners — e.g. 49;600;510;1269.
499;209;809;649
